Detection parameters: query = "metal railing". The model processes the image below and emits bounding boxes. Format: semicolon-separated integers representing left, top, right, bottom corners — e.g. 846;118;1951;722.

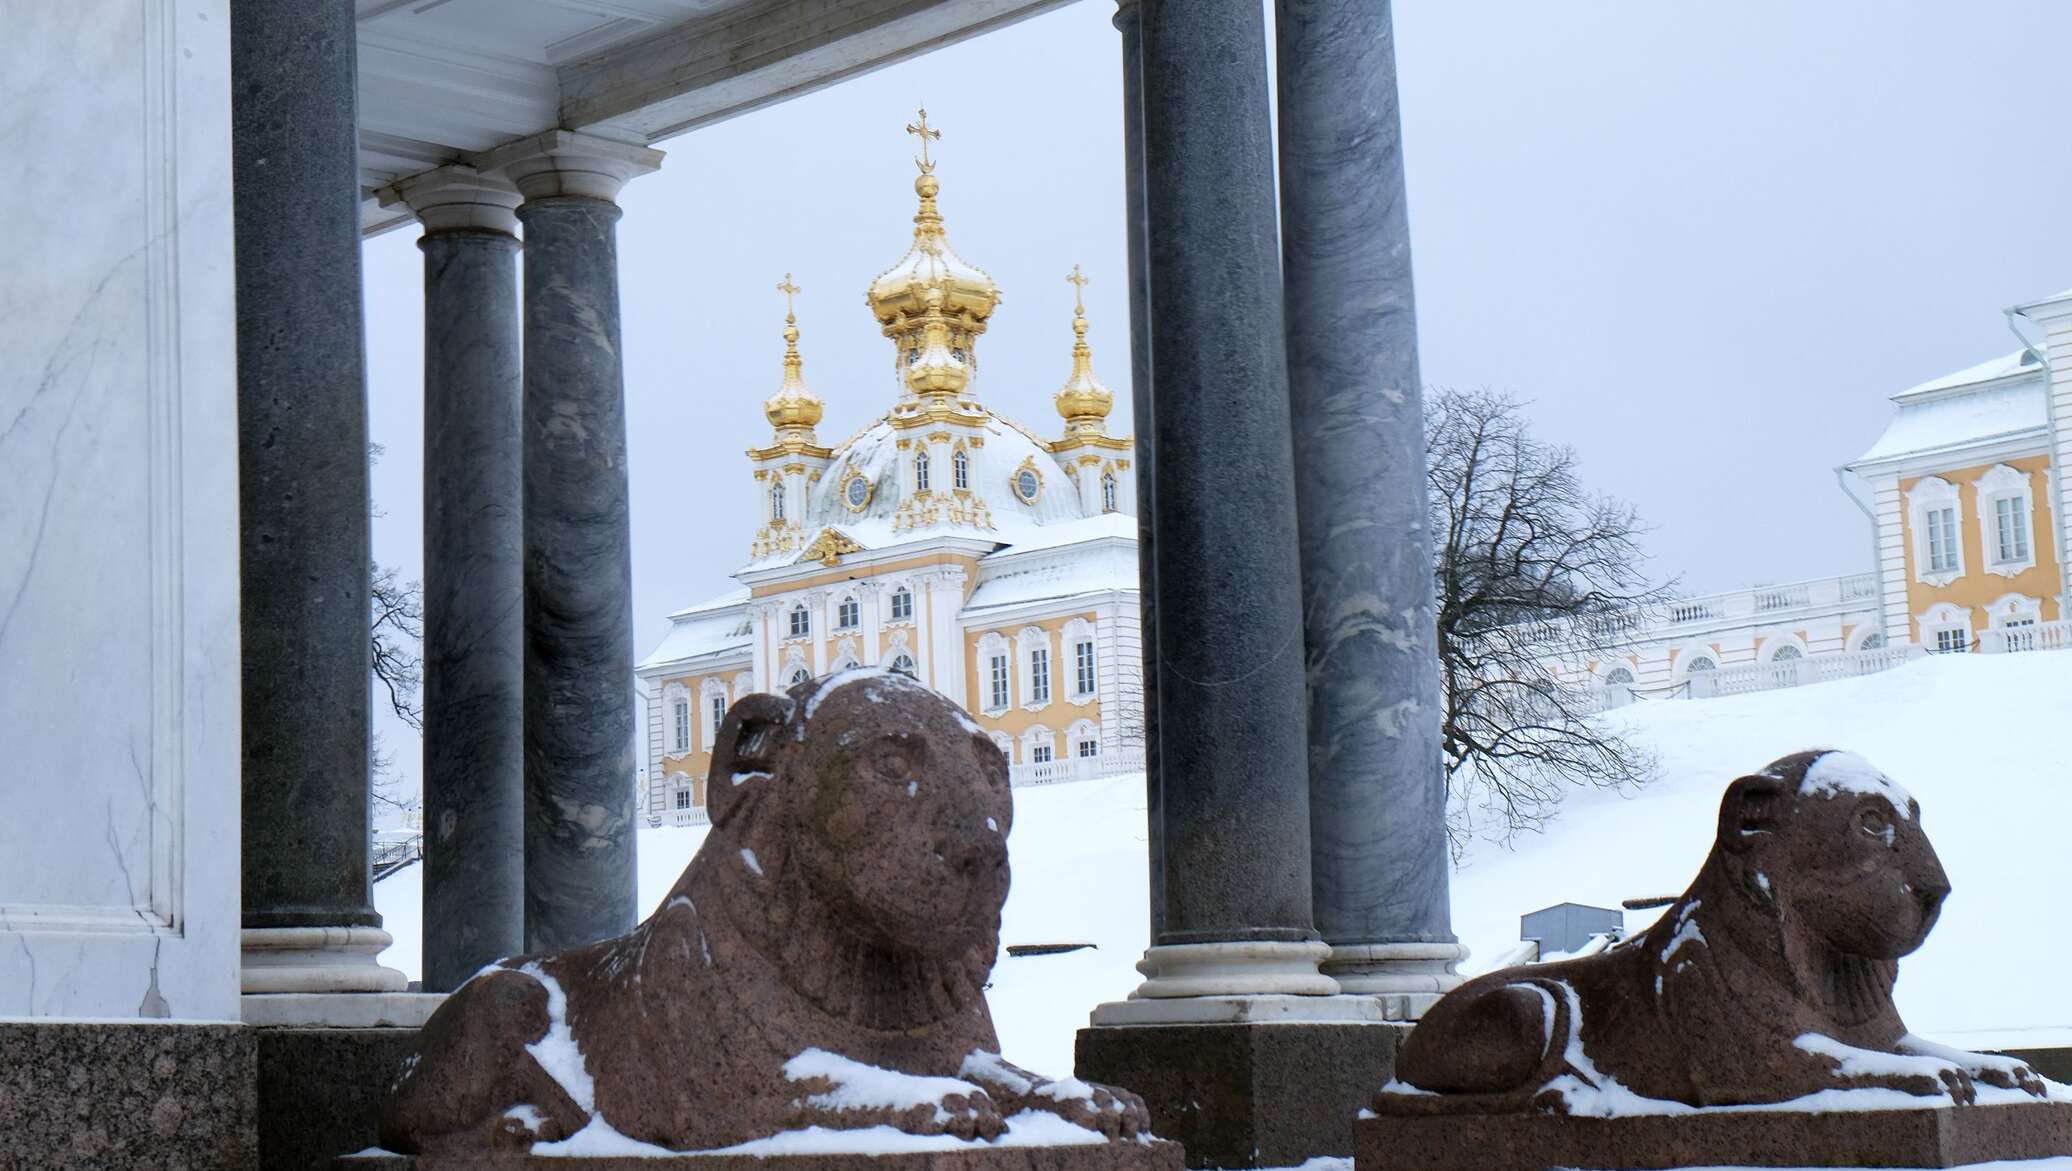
372;831;423;882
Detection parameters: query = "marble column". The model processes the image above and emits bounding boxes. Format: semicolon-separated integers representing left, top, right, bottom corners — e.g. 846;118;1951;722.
1113;0;1164;920
1103;0;1334;1012
479;130;662;953
381;167;527;992
1276;0;1463;1015
231;0;403;994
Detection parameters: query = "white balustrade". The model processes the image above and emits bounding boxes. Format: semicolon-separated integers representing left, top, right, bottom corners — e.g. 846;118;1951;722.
1978;620;2072;655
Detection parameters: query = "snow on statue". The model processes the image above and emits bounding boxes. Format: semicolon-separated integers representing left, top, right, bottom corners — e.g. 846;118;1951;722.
1380;749;2053;1113
379;668;1153;1157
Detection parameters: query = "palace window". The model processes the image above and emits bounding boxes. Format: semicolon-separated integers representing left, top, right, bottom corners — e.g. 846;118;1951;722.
770;479;784;521
672;698;689;753
675;788;692;810
789;667;811;685
988;654;1011;711
1683;655;1717;674
1770;644;1803;662
1031;744;1053;764
709;693;726;740
1860;632;1886;651
789;604;810;638
837;597;860;629
891;653;917;678
1029;646;1051;704
1934;627;1970;654
1101;472;1118;513
1077;739;1099;759
1994;495;2030;564
953;449;970;491
915;451;930;493
890;587;913;621
1602;667;1634;686
1074;639;1097;697
1926;507;1959;574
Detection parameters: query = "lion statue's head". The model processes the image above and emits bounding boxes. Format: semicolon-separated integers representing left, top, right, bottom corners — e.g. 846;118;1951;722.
1711;748;1950;965
702;667;1014;961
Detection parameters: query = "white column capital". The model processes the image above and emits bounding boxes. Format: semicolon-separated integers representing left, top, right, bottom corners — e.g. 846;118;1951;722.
476;129;664;203
377;163;522;235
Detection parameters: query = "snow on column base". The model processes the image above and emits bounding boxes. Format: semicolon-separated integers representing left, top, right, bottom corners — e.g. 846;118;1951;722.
1322;942;1468;1022
240;926;409;994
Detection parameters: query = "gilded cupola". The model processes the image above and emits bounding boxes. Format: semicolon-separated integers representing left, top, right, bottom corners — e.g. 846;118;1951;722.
1053;265;1114;435
865;109;1002;387
762;273;825;432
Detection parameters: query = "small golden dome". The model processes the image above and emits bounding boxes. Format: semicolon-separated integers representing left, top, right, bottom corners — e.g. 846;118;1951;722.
763;274;824;430
1054;266;1113;432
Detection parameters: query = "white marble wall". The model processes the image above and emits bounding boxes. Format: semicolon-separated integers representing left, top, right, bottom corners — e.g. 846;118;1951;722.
0;0;241;1021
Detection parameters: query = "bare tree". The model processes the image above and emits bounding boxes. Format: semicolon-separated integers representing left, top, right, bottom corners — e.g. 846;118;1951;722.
366;440;426;815
1427;388;1667;851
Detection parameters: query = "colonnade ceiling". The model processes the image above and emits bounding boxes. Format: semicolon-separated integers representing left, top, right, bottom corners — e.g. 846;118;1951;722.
354;0;1066;234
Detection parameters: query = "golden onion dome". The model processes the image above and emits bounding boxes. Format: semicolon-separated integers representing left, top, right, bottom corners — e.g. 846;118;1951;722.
1054;266;1114;432
866;110;1001;362
763;275;824;430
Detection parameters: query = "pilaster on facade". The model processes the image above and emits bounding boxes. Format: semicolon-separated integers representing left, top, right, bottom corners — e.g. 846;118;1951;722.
2015;294;2072;613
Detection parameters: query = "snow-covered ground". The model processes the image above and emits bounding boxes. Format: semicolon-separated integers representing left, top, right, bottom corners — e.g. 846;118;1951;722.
376;649;2072;1081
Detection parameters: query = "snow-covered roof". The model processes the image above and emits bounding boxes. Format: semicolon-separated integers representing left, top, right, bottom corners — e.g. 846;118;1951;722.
1851;350;2048;467
965;540;1137;615
639;588;752;674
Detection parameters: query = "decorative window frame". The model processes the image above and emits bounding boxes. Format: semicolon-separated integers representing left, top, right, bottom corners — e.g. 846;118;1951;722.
1100;469;1120;514
668;771;695;811
731;671;755;699
914;449;931;494
1845;625;1888;654
779;647;811;689
769;478;786;522
699;677;729;750
1017;626;1054;712
1972;463;2036;577
952;445;971;493
1906;475;1965;587
978;632;1014;714
887;583;916;624
1066;718;1101;759
1020;724;1057;764
1011;456;1045;506
663;682;692;755
1593;659;1637;687
836;593;861;631
1756;633;1809;663
1983;592;2042;629
1673;645;1719;679
840;469;874;513
1916;602;1973;654
787;602;811;639
989;731;1014;765
881;632;919;681
1063;617;1098;702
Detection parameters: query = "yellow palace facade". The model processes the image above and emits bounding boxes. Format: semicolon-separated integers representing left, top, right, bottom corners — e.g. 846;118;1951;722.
636;122;1141;820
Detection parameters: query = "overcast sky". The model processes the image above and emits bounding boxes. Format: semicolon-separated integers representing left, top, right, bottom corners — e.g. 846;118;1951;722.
362;0;2072;794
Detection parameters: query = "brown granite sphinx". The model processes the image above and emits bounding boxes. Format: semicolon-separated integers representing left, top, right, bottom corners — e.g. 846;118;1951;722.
1382;749;2049;1113
381;669;1150;1154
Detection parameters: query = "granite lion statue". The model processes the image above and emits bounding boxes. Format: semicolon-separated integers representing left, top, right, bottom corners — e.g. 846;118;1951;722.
1382;749;2048;1113
381;668;1150;1154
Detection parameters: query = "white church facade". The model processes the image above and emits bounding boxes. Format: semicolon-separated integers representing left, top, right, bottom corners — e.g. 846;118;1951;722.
638;129;1142;820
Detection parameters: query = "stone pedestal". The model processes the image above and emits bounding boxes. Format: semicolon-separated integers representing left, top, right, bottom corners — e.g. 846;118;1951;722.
0;1021;258;1170
1354;1102;2072;1171
337;1142;1186;1171
1077;1021;1408;1169
246;993;442;1171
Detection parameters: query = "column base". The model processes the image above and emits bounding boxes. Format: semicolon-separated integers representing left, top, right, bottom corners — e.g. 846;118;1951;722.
1076;1018;1411;1169
1321;941;1468;1021
1126;940;1339;999
241;927;409;994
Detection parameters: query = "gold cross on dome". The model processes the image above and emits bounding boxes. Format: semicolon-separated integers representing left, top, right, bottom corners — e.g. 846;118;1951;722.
776;273;800;321
907;106;942;173
1066;264;1090;313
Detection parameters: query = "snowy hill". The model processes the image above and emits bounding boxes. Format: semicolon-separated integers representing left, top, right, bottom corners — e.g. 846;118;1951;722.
376;650;2072;1081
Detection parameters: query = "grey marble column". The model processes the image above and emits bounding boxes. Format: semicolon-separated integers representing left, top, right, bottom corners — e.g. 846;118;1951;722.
1121;0;1327;997
385;168;527;991
1276;0;1463;1012
231;0;402;993
1113;0;1162;917
481;132;661;953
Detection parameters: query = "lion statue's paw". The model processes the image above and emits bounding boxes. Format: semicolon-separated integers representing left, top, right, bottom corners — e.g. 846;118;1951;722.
1897;1035;2050;1100
783;1048;1009;1141
959;1051;1153;1140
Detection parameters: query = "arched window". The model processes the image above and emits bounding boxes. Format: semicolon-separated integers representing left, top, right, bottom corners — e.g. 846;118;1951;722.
700;678;729;750
1101;472;1118;513
915;450;930;493
788;604;810;638
769;479;784;521
890;654;917;678
1602;667;1635;686
1683;655;1717;674
890;587;913;622
953;449;970;491
837;596;860;629
709;693;726;741
1770;644;1803;662
788;667;811;686
1860;632;1886;651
